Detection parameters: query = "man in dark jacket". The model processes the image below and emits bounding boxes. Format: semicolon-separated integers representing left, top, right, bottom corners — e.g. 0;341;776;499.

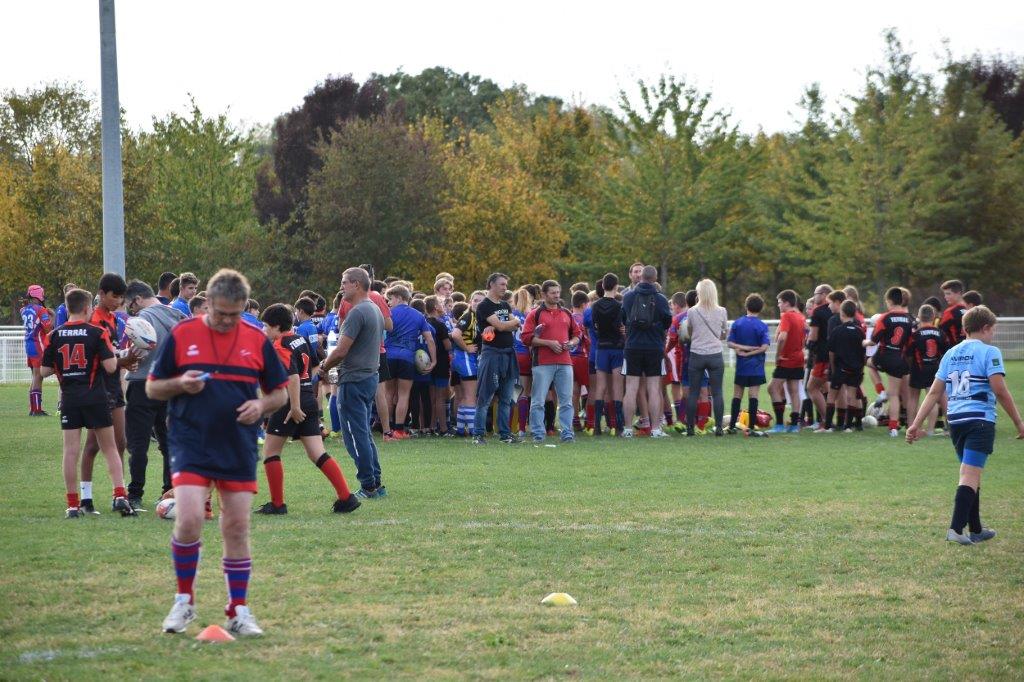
620;265;673;438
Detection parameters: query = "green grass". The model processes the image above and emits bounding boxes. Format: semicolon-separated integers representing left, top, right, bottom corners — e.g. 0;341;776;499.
1;367;1023;680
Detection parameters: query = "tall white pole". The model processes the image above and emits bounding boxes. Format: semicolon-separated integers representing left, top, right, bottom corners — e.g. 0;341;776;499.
99;0;125;276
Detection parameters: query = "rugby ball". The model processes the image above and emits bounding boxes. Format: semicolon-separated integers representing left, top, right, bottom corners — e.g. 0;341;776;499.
414;348;431;373
155;497;177;520
862;415;878;428
867;402;888;420
125;317;158;352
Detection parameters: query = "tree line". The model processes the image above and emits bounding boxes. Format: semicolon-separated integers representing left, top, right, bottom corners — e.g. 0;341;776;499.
2;31;1022;322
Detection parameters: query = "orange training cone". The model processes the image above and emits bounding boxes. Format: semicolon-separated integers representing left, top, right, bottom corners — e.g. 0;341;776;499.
196;624;235;642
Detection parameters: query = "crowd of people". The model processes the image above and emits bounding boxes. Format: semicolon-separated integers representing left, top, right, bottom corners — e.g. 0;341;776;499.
17;262;1023;635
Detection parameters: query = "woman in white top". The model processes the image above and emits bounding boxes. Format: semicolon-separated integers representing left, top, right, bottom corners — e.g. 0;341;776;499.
685;279;729;436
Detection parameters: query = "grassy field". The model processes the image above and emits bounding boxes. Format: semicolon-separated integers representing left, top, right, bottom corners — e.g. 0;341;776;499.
1;367;1023;680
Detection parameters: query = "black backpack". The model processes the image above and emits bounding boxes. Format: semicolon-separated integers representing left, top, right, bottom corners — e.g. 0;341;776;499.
627;292;656;330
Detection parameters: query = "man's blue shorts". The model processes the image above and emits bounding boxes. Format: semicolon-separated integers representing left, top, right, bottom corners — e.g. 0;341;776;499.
594;348;624;373
949;419;995;468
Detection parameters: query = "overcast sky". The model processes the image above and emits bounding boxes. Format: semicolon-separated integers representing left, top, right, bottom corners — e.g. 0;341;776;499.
3;1;1022;134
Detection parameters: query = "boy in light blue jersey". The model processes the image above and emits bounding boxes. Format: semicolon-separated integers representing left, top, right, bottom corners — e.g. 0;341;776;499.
907;306;1024;545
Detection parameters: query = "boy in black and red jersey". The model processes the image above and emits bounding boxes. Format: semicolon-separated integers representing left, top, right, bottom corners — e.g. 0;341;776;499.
904;304;948;435
41;289;135;518
827;300;865;431
864;287;915;437
255;304;359;516
938;279;967;346
806;284;834;429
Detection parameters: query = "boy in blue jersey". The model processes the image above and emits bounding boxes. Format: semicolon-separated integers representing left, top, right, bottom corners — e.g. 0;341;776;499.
907;306;1024;545
726;294;771;435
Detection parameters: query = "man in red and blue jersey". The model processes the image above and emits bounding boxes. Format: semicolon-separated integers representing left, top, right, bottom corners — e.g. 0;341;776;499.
22;284;53;416
148;269;288;637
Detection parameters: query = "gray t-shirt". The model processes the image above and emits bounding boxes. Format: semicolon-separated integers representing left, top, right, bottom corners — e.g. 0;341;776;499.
686;305;729;356
126;303;185;381
339;298;384;383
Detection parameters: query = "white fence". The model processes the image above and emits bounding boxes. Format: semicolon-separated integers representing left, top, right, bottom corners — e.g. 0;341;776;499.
3;319;1024;383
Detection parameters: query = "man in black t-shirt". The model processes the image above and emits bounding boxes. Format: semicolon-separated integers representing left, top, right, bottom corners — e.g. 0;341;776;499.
805;284;833;428
40;289;134;518
827;300;866;431
472;273;521;444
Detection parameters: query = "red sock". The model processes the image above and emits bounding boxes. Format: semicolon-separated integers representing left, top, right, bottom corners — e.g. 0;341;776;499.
888;419;898;431
264;456;285;506
585;402;594;429
113;486;127;498
316;454;350;499
67;492;80;508
875;383;884;394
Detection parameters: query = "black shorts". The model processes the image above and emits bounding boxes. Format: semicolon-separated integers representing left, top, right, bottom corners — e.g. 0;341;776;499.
949;419;995;461
830;366;864;389
266;398;321;439
734;374;765;388
450;370;461;387
387;358;416;381
875;350;909;378
623;348;664;377
772;366;804;381
104;381;126;410
377;353;391;382
910;364;939;390
60;403;113;431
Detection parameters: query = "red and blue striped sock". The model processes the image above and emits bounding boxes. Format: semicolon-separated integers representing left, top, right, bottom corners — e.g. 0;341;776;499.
223;557;252;617
30;389;42;413
171;538;201;604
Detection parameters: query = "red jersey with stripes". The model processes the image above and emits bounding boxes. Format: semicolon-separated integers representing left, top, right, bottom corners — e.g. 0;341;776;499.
149;316;288;481
90;306;125;396
41;322;114;406
939;304;966;346
871;311;915;353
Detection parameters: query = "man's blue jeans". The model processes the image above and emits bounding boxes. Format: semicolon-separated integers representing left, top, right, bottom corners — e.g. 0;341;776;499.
529;363;574;440
338;375;381;490
473;347;518;438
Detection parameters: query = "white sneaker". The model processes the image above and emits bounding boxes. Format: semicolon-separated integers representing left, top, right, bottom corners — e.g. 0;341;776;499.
162;594;196;633
226;605;264;637
889;429;899;438
621;428;634;439
649;429;669;438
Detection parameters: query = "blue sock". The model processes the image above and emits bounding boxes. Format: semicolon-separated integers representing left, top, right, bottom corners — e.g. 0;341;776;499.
329;394;340;432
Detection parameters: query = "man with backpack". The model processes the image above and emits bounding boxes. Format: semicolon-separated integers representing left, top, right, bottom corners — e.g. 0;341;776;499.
620;266;674;438
521;280;582;443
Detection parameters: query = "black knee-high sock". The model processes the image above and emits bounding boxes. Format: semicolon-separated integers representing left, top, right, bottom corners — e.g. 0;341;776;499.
824;403;835;429
968;487;982;534
544;400;555;431
772;401;785;425
950;485;976;534
801;397;813;423
730;397;742;425
789;411;800;426
836;407;847;430
748;398;758;428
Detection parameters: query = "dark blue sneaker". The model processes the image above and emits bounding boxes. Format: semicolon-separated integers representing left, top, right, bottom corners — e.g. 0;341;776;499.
969;528;996;543
354;488;378;500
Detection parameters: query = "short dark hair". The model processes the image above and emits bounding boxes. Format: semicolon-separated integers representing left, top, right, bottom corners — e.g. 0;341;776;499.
169;277;180;298
487;272;509;288
827;290;846;303
178;272;199;288
261;303;293;331
371;280;386;294
923;296;943;310
452;301;469;319
918;304;937;323
157;272;177;291
541;279;560;293
745;293;764;314
189;295;207;314
840;300;857;318
885;287;904;306
777;289;798;308
294;297;316;316
247;299;259;312
65;289;92;314
685;290;698;308
963;305;996;333
386;285;412;302
963;290;983;306
98;273;127;296
125;280;155;301
671;291;687;308
424;295;442;315
570;281;590;293
571;291;589;308
601;273;618;293
451;291;466;303
410;298;426;314
941;279;964;294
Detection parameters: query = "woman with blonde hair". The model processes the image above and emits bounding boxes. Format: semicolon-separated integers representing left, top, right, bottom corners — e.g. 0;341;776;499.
684;279;729;436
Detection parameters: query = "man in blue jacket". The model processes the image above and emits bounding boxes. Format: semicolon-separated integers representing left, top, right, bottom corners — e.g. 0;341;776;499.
620;265;673;438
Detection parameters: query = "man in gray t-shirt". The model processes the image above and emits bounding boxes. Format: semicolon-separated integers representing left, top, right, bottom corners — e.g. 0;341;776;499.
322;267;387;498
338;299;383;384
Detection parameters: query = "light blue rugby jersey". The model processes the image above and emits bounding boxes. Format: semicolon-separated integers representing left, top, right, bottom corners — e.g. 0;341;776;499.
936;339;1005;424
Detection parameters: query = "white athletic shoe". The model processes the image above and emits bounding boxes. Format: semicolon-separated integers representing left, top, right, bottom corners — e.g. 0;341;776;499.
621;428;634;439
226;605;264;637
162;594;196;633
649;429;669;438
889;429;900;438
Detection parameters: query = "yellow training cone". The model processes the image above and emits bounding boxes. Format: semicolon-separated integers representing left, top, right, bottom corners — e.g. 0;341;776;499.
541;592;578;606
